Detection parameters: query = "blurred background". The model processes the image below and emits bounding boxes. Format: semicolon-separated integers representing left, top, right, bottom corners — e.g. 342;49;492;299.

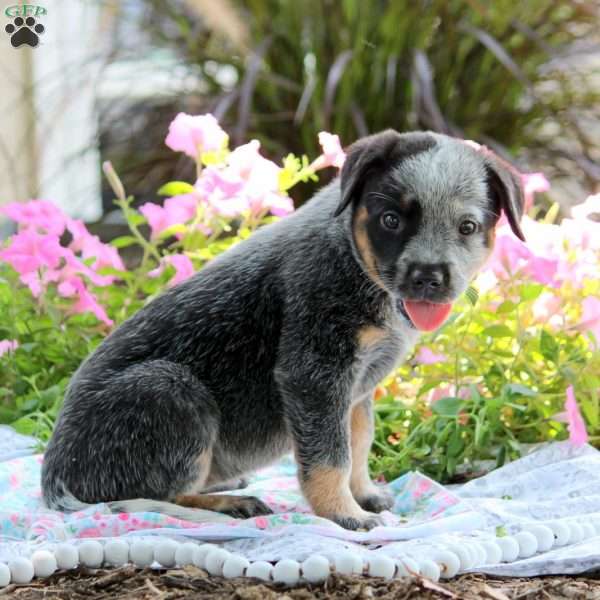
1;0;599;241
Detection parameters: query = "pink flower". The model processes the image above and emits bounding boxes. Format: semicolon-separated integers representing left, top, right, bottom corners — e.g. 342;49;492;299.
140;194;199;239
415;346;448;365
565;385;588;447
571;193;599;221
165;113;229;159
0;340;19;356
314;132;346;170
58;275;113;325
149;254;195;286
578;296;600;345
1;200;66;236
521;172;550;211
196;140;293;218
66;219;125;273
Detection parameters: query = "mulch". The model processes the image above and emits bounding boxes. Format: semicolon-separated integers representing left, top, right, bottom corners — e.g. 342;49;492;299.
3;565;600;600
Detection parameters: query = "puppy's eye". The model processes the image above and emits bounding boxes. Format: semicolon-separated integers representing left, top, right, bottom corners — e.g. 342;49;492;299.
381;212;400;230
459;219;478;235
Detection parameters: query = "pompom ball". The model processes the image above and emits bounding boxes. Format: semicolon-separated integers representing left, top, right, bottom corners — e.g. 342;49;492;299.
222;554;250;579
78;541;104;568
444;544;473;571
192;544;215;569
547;521;570;546
466;543;486;568
204;548;230;576
154;539;179;568
396;556;419;577
526;525;554;552
480;541;502;565
246;560;273;581
496;537;519;562
130;541;154;568
582;523;596;541
175;543;197;567
31;550;57;578
9;557;34;584
301;555;330;583
433;550;460;578
273;559;301;586
0;563;10;588
334;551;363;576
54;543;79;570
514;531;538;558
367;555;395;580
104;540;129;567
417;558;440;582
568;523;584;544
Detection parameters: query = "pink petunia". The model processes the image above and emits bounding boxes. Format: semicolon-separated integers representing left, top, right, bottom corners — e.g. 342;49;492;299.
415;346;448;365
313;132;346;170
0;340;19;357
578;296;600;345
149;254;195;286
521;172;550;211
565;386;588;447
58;275;113;326
66;219;125;272
140;194;199;239
1;199;66;236
165;113;229;159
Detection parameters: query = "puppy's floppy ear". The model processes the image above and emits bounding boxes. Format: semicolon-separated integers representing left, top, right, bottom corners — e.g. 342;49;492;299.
485;157;526;242
334;129;402;217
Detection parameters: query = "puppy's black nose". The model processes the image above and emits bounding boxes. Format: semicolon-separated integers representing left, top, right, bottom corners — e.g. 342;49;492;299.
407;263;447;295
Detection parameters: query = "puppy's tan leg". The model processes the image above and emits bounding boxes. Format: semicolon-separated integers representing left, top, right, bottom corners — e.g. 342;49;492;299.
175;450;271;519
301;465;382;530
350;398;394;513
175;493;272;519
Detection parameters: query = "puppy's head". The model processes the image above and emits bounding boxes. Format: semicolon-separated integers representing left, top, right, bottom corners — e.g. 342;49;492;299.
336;130;525;331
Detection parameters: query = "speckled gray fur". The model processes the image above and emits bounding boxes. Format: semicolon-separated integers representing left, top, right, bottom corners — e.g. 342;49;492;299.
41;130;523;530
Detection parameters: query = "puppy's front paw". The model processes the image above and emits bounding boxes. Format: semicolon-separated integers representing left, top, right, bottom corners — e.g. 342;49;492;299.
356;488;394;513
333;511;385;531
223;495;273;519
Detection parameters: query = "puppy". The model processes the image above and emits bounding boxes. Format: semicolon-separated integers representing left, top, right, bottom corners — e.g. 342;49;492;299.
41;130;524;530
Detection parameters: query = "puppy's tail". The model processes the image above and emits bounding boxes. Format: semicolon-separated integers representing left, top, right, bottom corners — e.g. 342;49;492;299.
46;487;230;524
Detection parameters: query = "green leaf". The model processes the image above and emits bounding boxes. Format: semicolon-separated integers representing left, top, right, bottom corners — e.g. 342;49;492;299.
110;236;139;249
540;330;559;362
503;383;537;397
520;283;544;301
496;300;516;314
431;397;463;416
157;181;196;196
482;324;513;338
465;286;479;306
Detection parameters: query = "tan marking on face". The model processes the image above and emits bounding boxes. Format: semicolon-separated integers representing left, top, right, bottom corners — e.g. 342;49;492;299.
486;225;496;249
301;466;365;519
350;401;375;499
353;205;386;289
357;325;387;350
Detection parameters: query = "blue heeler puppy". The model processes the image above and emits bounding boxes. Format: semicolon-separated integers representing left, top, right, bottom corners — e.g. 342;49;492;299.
42;130;525;530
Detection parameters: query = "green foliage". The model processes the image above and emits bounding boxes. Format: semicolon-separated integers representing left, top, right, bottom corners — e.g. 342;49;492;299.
370;278;600;482
140;0;600;190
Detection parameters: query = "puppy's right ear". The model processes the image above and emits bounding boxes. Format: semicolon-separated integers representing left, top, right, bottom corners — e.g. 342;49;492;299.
334;130;402;217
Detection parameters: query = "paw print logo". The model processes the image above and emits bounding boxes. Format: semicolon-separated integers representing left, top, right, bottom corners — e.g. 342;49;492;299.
5;16;45;48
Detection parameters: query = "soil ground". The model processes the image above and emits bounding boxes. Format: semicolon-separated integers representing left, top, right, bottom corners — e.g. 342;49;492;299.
3;565;600;600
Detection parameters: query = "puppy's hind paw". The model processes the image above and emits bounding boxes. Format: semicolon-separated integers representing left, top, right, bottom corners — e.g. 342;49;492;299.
356;488;395;513
223;495;273;519
333;512;385;531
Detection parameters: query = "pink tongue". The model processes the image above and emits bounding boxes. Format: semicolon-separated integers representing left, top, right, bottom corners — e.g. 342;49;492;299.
403;301;453;332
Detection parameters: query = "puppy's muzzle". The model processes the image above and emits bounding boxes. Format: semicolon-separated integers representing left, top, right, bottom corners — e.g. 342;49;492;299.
404;262;450;301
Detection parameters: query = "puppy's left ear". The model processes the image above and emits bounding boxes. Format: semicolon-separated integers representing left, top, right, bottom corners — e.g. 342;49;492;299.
485;158;526;242
334;129;402;217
